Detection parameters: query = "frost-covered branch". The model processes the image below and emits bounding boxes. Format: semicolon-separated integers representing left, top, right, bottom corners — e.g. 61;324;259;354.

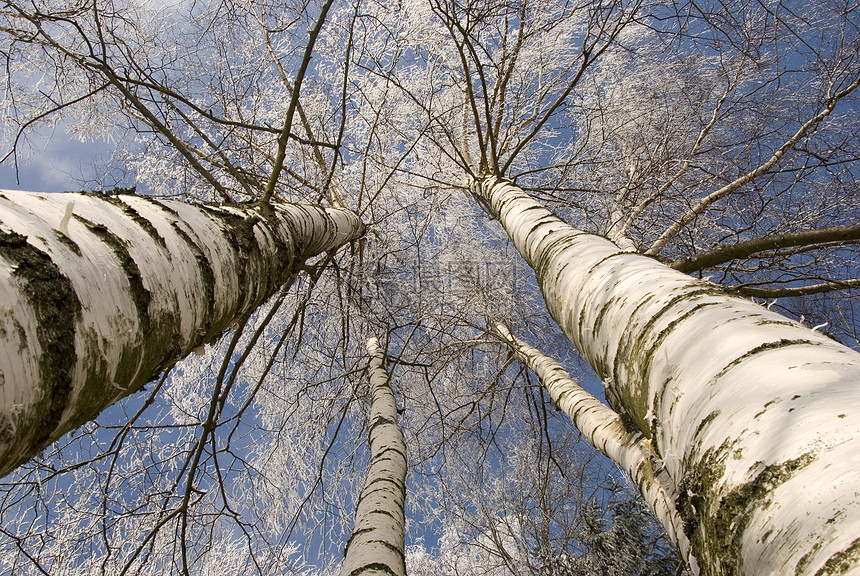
262;0;335;204
646;75;860;256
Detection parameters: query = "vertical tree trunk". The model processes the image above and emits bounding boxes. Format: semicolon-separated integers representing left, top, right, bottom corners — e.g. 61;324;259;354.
472;176;860;576
341;337;407;576
0;190;364;477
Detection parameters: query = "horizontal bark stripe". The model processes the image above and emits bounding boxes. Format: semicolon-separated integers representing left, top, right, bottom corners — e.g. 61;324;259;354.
0;231;80;469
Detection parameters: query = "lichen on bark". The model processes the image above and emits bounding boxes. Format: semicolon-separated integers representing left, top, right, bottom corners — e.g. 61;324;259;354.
0;230;80;460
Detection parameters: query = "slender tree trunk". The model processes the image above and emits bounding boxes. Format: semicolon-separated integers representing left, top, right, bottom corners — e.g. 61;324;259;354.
471;176;860;576
0;190;364;477
341;337;407;576
494;323;691;563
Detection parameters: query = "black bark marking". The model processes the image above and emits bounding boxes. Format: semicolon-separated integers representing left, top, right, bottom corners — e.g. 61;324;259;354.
711;339;818;384
0;231;81;458
196;205;274;307
374;445;407;461
678;448;814;576
198;204;260;258
367;415;396;437
169;222;216;347
613;288;728;431
343;527;374;555
137;196;181;218
813;537;860;575
585;250;636;275
74;215;151;335
348;563;400;576
53;230;82;256
102;196;169;252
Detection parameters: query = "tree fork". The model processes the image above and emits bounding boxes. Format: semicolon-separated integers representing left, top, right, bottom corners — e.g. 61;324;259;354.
471;175;860;576
0;190;365;478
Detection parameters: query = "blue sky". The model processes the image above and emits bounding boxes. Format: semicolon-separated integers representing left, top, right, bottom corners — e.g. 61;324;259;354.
0;123;118;193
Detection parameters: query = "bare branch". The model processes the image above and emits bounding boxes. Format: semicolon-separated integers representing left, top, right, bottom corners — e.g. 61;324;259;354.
732;278;860;298
646;75;860;256
672;224;860;273
262;0;335;204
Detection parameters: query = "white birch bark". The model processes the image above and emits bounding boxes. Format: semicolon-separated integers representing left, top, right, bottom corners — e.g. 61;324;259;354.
494;323;693;568
607;206;637;252
0;190;364;477
472;175;860;576
340;337;407;576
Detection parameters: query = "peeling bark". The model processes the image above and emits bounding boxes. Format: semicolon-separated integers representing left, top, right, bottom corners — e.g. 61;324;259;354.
472;176;860;576
0;190;365;477
340;337;407;576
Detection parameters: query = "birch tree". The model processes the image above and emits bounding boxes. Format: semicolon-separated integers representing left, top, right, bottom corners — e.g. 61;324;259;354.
0;1;381;569
407;0;859;342
394;0;860;572
473;175;860;575
0;190;364;477
494;322;689;563
341;337;407;576
1;0;858;573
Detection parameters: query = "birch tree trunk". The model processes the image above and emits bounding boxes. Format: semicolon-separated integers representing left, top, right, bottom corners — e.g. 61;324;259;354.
0;190;364;477
472;176;860;576
494;323;691;565
341;337;407;576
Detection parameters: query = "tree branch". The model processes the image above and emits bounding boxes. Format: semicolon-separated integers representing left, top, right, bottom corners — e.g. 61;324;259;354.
671;224;860;273
646;74;860;256
732;278;860;298
262;0;334;204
